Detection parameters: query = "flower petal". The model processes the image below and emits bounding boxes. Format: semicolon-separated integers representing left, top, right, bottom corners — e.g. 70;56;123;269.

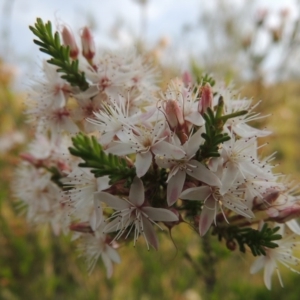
106;245;121;264
264;260;276;290
129;177;144;206
101;252;113;278
184;128;205;157
180;186;211;201
90;198;103;231
142;207;179;222
199;196;216;236
95;192;130;210
135;152;152;178
250;256;265;274
152;140;185;159
187;160;221;187
220;161;239;195
106;142;134;156
142;217;159;250
167;170;186;206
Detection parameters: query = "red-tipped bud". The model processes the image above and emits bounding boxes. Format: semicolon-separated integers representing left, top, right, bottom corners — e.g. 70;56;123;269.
182;71;192;87
226;240;236;251
165;100;185;129
198;83;213;115
267;203;300;223
69;222;93;233
254;191;280;210
62;26;79;59
81;27;95;61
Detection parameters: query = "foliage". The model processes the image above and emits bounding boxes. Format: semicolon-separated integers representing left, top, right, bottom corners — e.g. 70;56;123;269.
29;18;89;91
69;133;136;184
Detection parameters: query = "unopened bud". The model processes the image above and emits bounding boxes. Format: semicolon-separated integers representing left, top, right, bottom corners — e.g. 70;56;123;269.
69;222;93;233
267;203;300;223
254;191;280;210
226;240;236;251
81;27;95;61
62;26;79;59
165;100;185;129
198;83;213;115
182;71;192;87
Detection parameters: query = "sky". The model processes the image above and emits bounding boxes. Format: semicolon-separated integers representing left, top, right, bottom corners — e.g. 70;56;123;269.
0;0;298;88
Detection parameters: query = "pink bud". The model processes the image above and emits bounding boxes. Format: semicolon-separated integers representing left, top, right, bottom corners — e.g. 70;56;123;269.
182;71;192;87
254;191;280;210
267;204;300;223
198;83;213;115
69;222;93;233
165;100;185;129
81;27;95;61
61;26;79;59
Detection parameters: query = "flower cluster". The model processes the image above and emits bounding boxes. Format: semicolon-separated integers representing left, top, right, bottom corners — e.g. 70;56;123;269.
14;19;300;288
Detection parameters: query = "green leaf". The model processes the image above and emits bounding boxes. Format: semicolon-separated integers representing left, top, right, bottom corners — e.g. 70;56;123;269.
69;133;136;184
29;18;89;91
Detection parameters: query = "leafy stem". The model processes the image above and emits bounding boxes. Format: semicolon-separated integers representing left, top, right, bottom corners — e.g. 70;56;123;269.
29;18;89;91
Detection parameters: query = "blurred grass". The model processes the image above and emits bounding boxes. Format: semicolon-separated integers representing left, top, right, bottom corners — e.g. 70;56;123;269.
2;58;300;300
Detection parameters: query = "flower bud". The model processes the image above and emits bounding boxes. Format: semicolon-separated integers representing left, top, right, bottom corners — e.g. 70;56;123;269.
61;26;79;59
267;203;300;223
254;191;280;210
198;83;213;115
81;27;95;61
182;71;192;87
165;100;185;130
69;222;93;233
226;240;236;251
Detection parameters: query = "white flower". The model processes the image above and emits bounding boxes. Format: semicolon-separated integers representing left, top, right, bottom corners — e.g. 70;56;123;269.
95;177;179;249
159;79;205;130
106;120;185;177
215;83;271;138
180;181;254;236
63;168;110;230
250;225;300;290
156;128;221;206
78;224;121;278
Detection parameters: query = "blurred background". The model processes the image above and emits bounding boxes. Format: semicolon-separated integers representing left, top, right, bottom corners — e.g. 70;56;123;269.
1;0;300;299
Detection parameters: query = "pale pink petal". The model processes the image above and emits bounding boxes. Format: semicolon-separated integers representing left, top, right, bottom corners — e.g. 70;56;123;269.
95;192;130;210
187;160;221;187
185;128;205;157
185;111;205;126
135;152;152;178
264;260;276;290
199;196;216;236
250;256;265;274
142;207;179;222
99;131;116;145
129;177;144;206
106;245;121;263
103;217;125;233
106;142;134;156
286;219;300;235
96;176;111;191
180;186;211;201
155;156;174;168
142;217;159;250
90;198;103;231
101;252;113;278
167;170;186;206
152;141;185;159
220;161;239;195
234;123;271;138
